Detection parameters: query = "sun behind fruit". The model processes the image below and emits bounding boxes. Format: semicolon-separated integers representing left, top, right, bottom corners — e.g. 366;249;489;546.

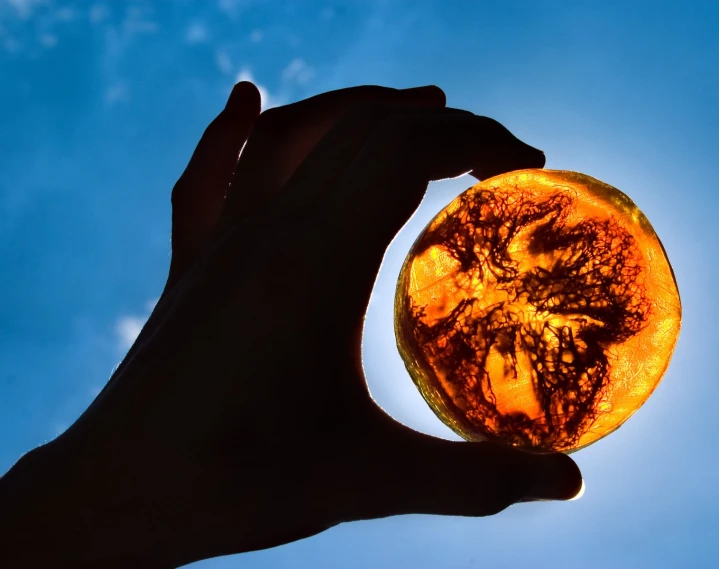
394;169;681;453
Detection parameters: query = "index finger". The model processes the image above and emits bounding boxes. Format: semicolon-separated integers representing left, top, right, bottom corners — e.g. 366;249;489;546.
224;85;446;218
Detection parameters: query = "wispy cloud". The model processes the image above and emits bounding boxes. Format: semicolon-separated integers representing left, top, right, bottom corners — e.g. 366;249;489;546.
51;420;69;437
97;5;159;107
3;37;20;52
215;50;233;74
249;28;262;42
185;22;208;44
217;0;253;18
54;5;76;22
88;3;109;24
104;82;129;106
115;315;146;350
114;298;157;351
39;32;57;48
218;56;314;113
282;58;315;86
121;6;158;35
6;0;50;20
2;0;63;52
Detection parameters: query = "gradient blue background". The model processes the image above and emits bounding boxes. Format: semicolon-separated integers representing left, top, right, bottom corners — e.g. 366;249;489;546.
1;1;717;567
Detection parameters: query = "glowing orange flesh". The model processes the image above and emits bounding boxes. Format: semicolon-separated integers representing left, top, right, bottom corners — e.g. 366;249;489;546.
395;170;681;452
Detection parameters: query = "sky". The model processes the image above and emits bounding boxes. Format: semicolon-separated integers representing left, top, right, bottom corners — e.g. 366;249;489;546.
1;0;718;567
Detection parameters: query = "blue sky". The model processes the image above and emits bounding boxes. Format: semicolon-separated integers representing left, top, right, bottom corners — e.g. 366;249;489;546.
1;1;718;567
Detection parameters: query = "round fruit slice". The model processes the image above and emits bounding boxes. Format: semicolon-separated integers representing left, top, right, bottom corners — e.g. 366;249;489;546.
395;169;681;452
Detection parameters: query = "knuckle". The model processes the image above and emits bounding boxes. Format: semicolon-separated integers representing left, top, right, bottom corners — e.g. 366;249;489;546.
258;106;282;123
478;493;513;516
253;106;289;135
170;177;191;206
381;113;416;136
344;101;386;122
253;108;279;130
377;114;428;149
474;114;506;136
366;114;426;166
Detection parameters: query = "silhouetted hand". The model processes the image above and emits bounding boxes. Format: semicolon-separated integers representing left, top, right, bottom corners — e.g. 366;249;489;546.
0;83;582;568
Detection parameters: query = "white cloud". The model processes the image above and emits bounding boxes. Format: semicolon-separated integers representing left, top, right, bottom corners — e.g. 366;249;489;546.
218;0;251;17
122;5;158;35
218;0;235;12
39;33;57;48
89;5;155;88
249;29;263;42
4;37;20;52
114;298;157;350
55;6;76;22
88;3;109;24
235;68;281;110
282;58;315;86
105;82;129;105
185;22;208;44
123;19;157;35
97;5;161;107
88;384;103;398
6;0;50;20
51;421;69;437
215;50;232;74
115;315;146;350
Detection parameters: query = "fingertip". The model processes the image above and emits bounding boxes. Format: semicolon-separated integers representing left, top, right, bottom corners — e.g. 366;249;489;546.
401;84;446;106
569;478;586;501
525;452;584;502
225;81;262;118
423;85;447;106
503;140;546;175
527;146;546;169
469;145;545;182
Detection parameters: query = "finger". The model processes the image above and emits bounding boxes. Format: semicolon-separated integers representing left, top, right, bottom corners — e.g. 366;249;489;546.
469;134;545;181
271;105;475;217
324;112;545;322
168;81;261;287
222;84;446;221
354;420;583;519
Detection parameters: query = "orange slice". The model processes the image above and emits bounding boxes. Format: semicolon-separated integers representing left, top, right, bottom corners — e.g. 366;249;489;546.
395;169;681;452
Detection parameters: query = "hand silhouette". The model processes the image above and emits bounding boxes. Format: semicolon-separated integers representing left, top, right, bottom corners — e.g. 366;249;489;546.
0;82;582;568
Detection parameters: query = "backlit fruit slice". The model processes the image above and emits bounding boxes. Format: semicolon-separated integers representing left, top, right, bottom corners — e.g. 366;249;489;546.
394;169;681;453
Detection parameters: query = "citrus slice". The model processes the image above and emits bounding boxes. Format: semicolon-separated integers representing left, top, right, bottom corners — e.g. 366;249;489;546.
394;169;681;452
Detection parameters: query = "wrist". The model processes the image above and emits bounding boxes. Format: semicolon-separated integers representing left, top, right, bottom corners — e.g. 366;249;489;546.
0;439;163;568
1;441;95;567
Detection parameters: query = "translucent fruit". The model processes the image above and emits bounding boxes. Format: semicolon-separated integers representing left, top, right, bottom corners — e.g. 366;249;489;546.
394;170;681;453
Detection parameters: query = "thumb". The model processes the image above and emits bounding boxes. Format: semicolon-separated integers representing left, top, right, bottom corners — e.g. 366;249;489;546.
356;420;583;520
168;81;261;288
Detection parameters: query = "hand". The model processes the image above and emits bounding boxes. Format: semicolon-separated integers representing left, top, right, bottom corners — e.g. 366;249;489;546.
0;83;582;568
